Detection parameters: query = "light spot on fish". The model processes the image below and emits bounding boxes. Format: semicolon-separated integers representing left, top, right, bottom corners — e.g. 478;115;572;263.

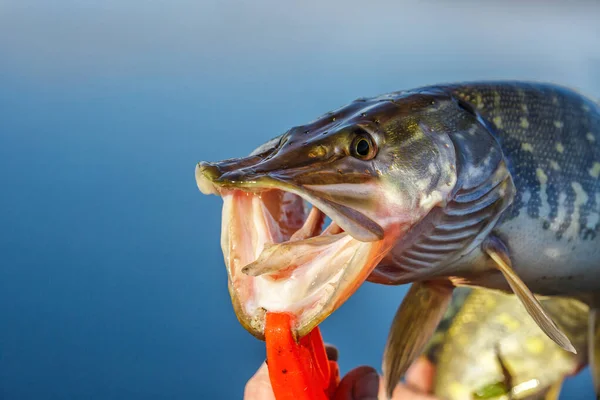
308;146;327;158
521;142;533;152
552;96;559;105
495;312;520;332
550;192;567;232
428;162;437;174
482;154;493;167
536;168;550;218
587;193;600;230
521;103;528;113
583;104;590;112
589;162;600;178
550;160;560;171
493;92;501;107
468;126;478;136
416;176;433;191
475;94;484;109
420;189;446;210
536;168;548;185
554;121;564;129
555;142;564;153
565;182;588;239
587;132;596;142
525;337;545;354
572;182;588;205
493;116;503;128
464;163;485;182
519;117;529;129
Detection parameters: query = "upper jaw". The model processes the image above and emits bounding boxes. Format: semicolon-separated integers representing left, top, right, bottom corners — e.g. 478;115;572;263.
195;159;400;339
196;161;384;242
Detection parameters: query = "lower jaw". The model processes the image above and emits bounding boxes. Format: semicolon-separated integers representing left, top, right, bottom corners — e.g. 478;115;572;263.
227;233;400;340
219;189;404;340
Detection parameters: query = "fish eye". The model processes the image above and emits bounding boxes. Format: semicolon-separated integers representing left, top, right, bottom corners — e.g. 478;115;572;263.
351;131;376;160
356;139;370;156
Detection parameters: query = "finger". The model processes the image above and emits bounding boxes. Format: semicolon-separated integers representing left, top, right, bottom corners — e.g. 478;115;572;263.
325;343;339;362
243;362;275;400
405;356;436;394
334;366;379;400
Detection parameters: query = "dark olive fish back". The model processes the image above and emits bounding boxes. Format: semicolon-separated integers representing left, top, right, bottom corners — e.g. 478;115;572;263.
440;82;600;241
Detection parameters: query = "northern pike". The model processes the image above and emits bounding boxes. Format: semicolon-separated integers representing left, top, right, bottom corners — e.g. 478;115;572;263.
426;287;589;399
195;82;600;398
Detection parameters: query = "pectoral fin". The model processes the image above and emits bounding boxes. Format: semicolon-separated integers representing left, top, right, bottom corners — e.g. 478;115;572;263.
482;236;576;354
590;307;600;399
382;280;453;399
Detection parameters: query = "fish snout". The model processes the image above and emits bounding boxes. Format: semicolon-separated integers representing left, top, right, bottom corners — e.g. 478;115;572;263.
195;159;277;194
195;162;222;195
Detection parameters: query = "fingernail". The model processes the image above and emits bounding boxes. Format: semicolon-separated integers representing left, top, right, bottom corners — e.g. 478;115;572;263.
353;371;379;400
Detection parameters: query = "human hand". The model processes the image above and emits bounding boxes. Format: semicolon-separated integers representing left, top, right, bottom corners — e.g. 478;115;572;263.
244;345;440;400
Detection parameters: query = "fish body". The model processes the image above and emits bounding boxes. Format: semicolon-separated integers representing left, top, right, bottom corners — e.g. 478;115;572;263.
443;84;600;298
427;288;589;400
195;81;600;397
368;82;600;298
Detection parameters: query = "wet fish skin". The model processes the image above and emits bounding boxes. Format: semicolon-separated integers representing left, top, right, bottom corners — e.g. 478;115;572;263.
377;82;600;397
195;81;600;397
427;288;589;400
443;83;600;297
371;82;600;297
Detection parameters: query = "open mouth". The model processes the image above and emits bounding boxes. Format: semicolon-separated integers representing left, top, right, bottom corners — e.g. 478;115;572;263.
196;162;400;339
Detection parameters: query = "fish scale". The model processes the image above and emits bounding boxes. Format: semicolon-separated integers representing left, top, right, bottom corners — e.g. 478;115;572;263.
443;83;600;240
195;81;600;399
426;287;589;400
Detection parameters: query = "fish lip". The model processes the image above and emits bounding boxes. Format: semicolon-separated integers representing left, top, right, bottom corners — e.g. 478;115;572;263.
196;161;289;194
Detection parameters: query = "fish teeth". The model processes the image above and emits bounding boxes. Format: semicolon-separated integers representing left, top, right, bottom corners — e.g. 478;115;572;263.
321;220;342;236
290;206;325;241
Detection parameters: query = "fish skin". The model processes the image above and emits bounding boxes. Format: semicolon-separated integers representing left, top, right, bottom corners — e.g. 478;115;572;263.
196;81;600;394
373;82;600;396
427;288;589;400
368;82;600;298
200;82;600;298
439;83;600;298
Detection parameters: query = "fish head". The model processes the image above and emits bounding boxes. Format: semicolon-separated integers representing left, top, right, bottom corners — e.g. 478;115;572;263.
195;90;458;339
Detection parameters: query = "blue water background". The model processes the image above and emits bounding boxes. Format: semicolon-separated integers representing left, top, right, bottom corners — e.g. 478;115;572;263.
1;1;598;398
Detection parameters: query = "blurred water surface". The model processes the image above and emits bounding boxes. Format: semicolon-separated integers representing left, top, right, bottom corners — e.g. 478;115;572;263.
0;1;598;398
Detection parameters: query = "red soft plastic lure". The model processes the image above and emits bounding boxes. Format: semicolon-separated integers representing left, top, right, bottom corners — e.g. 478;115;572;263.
265;312;340;400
